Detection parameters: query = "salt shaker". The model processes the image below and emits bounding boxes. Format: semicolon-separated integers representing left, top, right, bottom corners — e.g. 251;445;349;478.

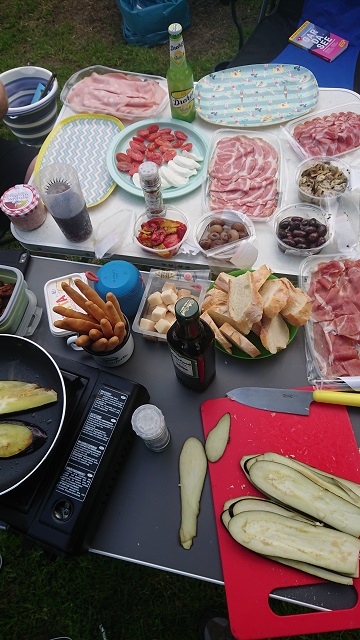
138;161;166;218
131;404;170;452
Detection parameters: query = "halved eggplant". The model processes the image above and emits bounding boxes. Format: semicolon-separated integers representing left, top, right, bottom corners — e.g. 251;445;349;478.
0;381;57;415
179;437;207;550
0;420;48;458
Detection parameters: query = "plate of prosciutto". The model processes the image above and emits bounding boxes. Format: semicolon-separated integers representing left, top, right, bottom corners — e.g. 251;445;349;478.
300;253;360;385
107;118;208;199
195;63;319;128
202;128;284;221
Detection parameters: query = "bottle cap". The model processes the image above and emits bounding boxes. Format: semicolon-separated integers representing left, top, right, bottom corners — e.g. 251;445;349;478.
138;161;159;183
168;23;182;35
175;297;199;322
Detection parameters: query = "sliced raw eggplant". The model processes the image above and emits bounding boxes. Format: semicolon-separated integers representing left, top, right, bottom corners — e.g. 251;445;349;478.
228;496;321;525
0;420;48;458
265;556;355;585
244;457;360;537
228;510;360;578
179;437;207;550
205;413;231;462
0;381;57;415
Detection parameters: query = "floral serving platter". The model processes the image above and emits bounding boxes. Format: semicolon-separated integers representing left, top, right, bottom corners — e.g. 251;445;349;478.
195;63;319;128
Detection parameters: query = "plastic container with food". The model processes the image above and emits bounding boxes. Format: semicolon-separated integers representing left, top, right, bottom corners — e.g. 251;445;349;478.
60;65;168;120
295;156;350;211
44;272;89;337
132;272;209;342
134;206;189;259
0;265;41;336
283;103;360;159
202;128;284;223
193;209;257;267
299;251;360;388
273;203;333;257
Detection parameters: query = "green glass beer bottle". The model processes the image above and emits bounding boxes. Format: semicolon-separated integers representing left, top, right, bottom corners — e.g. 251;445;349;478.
166;23;196;123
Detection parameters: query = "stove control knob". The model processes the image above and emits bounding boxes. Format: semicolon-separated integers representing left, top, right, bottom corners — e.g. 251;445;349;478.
53;500;73;522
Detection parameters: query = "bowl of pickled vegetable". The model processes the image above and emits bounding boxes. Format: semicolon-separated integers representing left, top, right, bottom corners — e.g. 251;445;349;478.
273;203;333;256
134;206;189;259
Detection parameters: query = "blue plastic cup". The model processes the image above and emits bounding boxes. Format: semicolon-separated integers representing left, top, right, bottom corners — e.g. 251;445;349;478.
0;66;58;147
87;261;145;318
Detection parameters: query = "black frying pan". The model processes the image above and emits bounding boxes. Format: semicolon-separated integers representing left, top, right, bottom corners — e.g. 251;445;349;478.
0;334;66;495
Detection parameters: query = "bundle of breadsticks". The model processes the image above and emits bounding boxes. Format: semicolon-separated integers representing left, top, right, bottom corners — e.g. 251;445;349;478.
52;279;127;352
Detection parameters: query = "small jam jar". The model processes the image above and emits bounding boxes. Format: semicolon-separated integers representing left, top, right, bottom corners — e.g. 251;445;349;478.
0;184;47;231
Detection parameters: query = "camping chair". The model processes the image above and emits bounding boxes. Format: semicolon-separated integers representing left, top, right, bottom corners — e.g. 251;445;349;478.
217;0;360;93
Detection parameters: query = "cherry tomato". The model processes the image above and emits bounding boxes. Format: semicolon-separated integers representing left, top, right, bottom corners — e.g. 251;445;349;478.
116;152;131;163
146;152;163;165
174;130;188;140
157;128;172;135
172;140;184;148
126;148;145;162
116;161;131;172
148;131;163;141
148;124;160;134
155;138;172;148
163;149;177;162
159;145;173;154
133;136;145;143
151;228;167;246
137;129;150;139
129;161;141;176
147;141;158;152
182;142;193;152
130;139;146;152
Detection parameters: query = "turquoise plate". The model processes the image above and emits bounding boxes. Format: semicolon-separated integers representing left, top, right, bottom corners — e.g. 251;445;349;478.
195;63;319;128
106;118;208;200
208;270;298;359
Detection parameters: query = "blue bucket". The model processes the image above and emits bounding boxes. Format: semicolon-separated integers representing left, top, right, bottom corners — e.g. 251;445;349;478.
0;66;58;148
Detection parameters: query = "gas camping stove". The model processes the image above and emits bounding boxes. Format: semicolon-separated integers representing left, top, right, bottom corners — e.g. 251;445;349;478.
0;352;149;556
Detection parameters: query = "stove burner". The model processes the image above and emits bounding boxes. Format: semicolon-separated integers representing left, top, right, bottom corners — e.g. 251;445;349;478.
0;352;149;556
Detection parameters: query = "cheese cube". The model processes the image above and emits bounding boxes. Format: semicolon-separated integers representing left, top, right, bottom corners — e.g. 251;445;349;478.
177;288;192;299
139;317;156;332
151;305;167;322
155;318;172;334
167;304;175;315
161;288;178;305
165;312;176;326
162;281;178;293
147;291;163;307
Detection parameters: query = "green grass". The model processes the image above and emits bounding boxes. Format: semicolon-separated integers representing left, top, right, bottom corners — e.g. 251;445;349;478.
1;1;360;638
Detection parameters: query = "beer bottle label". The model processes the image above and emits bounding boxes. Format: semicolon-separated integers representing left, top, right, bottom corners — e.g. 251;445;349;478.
170;40;185;65
170;87;195;117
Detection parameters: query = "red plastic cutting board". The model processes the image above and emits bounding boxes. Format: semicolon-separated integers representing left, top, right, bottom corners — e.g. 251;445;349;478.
201;397;360;640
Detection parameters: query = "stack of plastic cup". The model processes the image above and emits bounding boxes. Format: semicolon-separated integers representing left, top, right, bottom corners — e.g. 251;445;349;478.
131;404;170;452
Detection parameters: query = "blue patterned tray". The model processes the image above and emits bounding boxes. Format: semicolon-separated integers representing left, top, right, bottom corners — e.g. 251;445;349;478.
195;64;319;127
35;114;124;206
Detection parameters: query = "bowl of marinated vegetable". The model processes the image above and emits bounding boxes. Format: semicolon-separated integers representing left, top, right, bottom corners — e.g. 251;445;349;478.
295;156;350;210
134;206;189;259
273;203;333;256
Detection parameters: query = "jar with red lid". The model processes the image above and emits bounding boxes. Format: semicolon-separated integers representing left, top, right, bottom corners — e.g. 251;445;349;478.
0;184;47;231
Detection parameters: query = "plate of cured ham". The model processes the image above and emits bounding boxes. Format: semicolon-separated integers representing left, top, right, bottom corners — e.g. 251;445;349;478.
284;103;360;158
202;128;284;221
300;254;360;384
195;63;319;128
61;66;168;121
107;118;208;199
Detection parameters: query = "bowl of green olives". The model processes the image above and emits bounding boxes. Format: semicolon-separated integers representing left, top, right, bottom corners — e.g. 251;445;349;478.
273;203;333;256
194;209;256;261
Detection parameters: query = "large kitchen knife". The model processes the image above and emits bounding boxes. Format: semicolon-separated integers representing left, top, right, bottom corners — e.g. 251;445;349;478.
226;387;360;415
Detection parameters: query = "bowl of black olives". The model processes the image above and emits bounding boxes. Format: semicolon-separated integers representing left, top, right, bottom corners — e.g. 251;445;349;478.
273;203;333;256
194;209;256;262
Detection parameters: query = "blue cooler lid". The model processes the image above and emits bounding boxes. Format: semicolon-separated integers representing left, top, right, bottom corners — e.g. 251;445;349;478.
94;261;144;317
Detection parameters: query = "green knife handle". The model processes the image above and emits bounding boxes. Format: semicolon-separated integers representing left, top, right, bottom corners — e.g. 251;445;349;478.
313;390;360;407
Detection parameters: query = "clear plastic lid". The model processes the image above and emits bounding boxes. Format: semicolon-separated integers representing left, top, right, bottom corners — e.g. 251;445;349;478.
131;404;165;438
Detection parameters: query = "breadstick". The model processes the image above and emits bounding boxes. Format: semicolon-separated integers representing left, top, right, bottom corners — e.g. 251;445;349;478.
105;336;120;352
52;305;97;323
74;279;108;315
105;300;121;327
61;282;89;314
54;318;101;334
106;292;125;324
90;337;108;352
89;328;104;342
75;334;92;348
84;300;107;323
114;321;126;344
100;317;114;339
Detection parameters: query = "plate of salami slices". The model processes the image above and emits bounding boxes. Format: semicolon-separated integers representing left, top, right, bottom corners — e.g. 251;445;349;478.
106;118;208;199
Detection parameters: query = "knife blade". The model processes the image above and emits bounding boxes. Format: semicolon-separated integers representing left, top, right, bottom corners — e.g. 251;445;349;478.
226;387;360;415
